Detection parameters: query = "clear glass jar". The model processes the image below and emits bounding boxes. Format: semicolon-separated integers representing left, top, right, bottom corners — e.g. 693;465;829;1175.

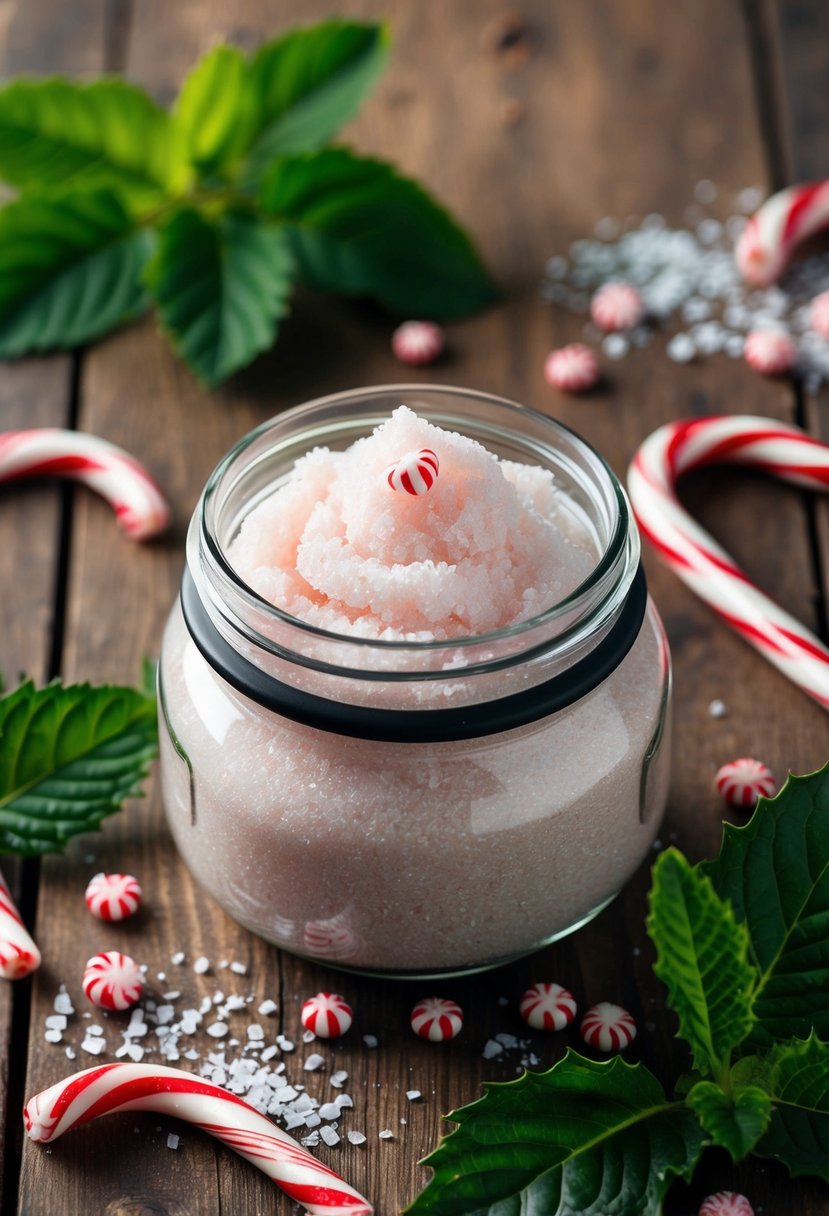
158;386;671;978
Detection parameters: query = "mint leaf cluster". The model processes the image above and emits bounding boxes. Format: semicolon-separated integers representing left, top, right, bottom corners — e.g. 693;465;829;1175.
408;764;829;1215
0;22;496;386
0;677;157;855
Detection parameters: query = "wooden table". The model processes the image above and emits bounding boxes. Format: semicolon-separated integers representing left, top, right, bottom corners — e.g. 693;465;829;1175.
1;2;828;1213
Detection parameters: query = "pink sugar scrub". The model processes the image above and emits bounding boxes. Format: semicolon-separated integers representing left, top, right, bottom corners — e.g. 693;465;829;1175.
228;406;595;641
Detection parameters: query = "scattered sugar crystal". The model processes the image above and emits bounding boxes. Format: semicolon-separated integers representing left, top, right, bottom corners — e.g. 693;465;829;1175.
44;1029;63;1044
258;999;278;1016
666;333;695;363
247;1024;265;1041
406;1090;422;1101
304;1053;325;1071
320;1125;341;1147
708;699;728;718
301;1131;320;1147
319;1102;341;1120
127;1044;145;1062
54;988;74;1016
495;1033;520;1048
86;1024;104;1037
45;1014;67;1031
163;991;181;1001
65;1046;76;1060
302;1029;316;1043
276;1034;295;1052
156;1005;176;1025
304;1113;322;1129
362;1034;378;1048
347;1131;367;1145
199;996;212;1014
171;951;186;965
379;1129;394;1140
335;1094;353;1109
602;333;629;360
157;972;167;982
222;995;247;1014
219;960;229;969
193;956;210;974
167;1133;180;1150
230;961;247;975
330;1070;348;1088
81;1035;106;1056
206;1022;228;1038
482;1040;504;1059
213;991;225;1004
400;1118;407;1125
261;1045;278;1061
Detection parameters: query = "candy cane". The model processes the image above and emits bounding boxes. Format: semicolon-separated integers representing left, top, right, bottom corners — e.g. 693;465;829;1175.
0;429;170;540
627;415;829;710
0;867;40;980
735;181;829;286
25;1063;373;1216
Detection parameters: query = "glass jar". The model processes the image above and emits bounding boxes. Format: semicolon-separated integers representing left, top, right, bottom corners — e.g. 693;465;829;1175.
158;386;671;978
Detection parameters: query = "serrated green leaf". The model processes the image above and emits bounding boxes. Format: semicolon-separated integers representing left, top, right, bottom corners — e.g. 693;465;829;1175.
0;78;189;208
0;190;153;356
145;207;294;386
260;147;498;319
173;45;257;177
406;1052;707;1216
702;763;829;1047
751;1033;829;1181
686;1080;771;1161
240;21;390;180
0;680;157;857
648;848;757;1075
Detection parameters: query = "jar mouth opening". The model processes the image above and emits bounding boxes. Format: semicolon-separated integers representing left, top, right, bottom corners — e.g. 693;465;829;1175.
195;384;635;657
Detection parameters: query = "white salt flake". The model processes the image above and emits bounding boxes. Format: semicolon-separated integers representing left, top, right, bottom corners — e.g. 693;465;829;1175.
163;991;181;1001
206;1022;229;1039
247;1024;265;1042
319;1102;341;1120
261;1045;278;1061
86;1024;104;1037
362;1034;378;1048
320;1125;341;1147
193;956;210;974
482;1040;504;1059
378;1129;394;1140
45;1014;68;1031
44;1029;63;1044
65;1047;76;1061
258;999;278;1016
170;951;186;965
300;1131;321;1148
302;1029;316;1043
167;1133;180;1150
304;1053;325;1071
708;698;728;718
666;333;695;363
347;1131;367;1146
330;1070;348;1088
335;1094;353;1109
81;1036;106;1056
304;1113;322;1129
406;1090;422;1101
276;1034;295;1052
54;988;74;1016
229;961;247;975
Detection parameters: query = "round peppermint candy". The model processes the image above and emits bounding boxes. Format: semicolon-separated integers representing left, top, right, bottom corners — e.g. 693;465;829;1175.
580;1001;637;1052
300;992;353;1038
410;997;463;1042
391;320;444;366
698;1193;754;1216
519;982;577;1031
590;281;644;332
85;872;142;922
83;950;144;1011
543;343;600;393
387;448;439;496
715;758;778;809
743;328;796;375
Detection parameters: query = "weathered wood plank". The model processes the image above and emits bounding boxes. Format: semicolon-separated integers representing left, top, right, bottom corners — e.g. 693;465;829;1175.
14;2;829;1214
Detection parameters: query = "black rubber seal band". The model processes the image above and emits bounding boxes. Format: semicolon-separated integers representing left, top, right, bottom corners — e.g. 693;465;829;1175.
180;564;647;743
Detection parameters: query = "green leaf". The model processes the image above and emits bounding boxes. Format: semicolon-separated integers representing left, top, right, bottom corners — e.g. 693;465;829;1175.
702;763;829;1046
648;848;757;1075
686;1080;771;1161
751;1033;829;1181
0;190;153;356
0;679;157;857
260;147;498;318
241;21;390;179
406;1052;707;1216
173;45;257;177
0;78;189;208
145;207;294;387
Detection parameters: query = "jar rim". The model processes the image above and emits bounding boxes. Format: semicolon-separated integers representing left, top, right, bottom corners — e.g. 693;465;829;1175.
195;383;635;656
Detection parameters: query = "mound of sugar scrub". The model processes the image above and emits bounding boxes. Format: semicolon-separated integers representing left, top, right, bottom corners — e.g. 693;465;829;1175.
229;406;595;641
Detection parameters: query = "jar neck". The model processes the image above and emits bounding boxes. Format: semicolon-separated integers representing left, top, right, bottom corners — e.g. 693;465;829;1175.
183;386;643;737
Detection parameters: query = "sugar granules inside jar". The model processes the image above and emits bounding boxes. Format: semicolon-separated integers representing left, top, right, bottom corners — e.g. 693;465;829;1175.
542;183;829;391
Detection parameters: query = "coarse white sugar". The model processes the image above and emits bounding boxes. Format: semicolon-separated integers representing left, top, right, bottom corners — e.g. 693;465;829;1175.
300;1131;321;1148
54;987;74;1016
229;961;247;975
170;951;186;965
193;956;210;974
347;1131;367;1145
302;1029;316;1043
406;1090;422;1101
261;1045;278;1061
166;1133;180;1150
45;1014;67;1031
276;1034;295;1052
86;1024;104;1037
157;972;167;982
482;1040;504;1059
304;1113;321;1128
666;333;695;363
44;1029;63;1044
319;1125;341;1147
602;333;629;360
319;1102;341;1120
258;999;278;1016
304;1053;325;1071
65;1046;76;1060
330;1070;348;1088
379;1129;394;1140
81;1035;106;1056
246;1024;265;1041
708;699;728;718
335;1094;353;1109
199;996;212;1014
362;1034;378;1048
156;1004;176;1025
212;991;224;1004
206;1022;228;1038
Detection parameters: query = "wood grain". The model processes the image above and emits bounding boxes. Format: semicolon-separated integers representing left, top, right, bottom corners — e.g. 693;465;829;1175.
6;1;829;1214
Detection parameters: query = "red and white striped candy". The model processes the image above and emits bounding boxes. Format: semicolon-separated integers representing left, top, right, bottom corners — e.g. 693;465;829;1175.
519;982;577;1031
24;1062;372;1216
590;281;644;332
0;429;170;541
580;1002;637;1052
300;992;353;1039
391;320;444;366
0;867;40;980
83;950;144;1011
736;181;829;286
698;1192;754;1216
410;997;463;1042
743;328;796;376
386;447;439;495
303;915;360;963
85;873;142;922
628;415;829;710
543;343;600;393
715;758;778;809
810;291;829;339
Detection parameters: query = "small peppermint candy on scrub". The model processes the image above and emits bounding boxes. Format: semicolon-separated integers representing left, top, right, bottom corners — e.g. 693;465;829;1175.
391;320;444;365
519;982;577;1031
300;992;354;1039
543;343;600;393
410;996;463;1041
580;1001;636;1052
590;281;644;332
743;328;796;376
85;873;142;922
83;950;144;1011
386;447;439;495
698;1192;754;1216
715;758;778;810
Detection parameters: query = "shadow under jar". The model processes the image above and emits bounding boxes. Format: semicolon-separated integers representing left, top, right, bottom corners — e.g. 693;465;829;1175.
158;385;671;979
